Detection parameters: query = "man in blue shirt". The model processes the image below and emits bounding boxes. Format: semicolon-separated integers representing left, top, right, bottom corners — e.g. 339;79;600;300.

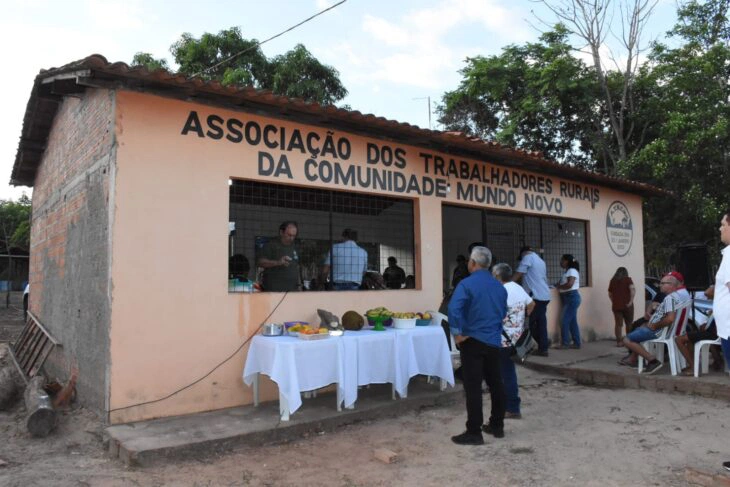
322;228;368;290
513;246;552;356
449;246;508;445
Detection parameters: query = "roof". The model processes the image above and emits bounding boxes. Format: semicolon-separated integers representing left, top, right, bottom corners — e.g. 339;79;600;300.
12;54;667;197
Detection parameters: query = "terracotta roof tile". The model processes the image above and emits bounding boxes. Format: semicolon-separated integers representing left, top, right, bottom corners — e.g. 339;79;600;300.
11;54;668;197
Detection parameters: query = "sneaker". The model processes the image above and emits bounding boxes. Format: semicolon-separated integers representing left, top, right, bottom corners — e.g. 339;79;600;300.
505;411;522;420
534;350;549;357
643;359;663;375
482;423;505;438
723;461;730;472
451;431;484;445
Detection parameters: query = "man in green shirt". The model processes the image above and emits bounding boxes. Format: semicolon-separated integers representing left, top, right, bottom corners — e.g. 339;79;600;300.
257;221;301;292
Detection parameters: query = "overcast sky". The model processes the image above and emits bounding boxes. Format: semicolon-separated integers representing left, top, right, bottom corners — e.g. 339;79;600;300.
0;0;678;200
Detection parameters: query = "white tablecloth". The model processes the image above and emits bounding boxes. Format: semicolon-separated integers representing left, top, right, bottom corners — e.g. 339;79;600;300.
242;325;454;416
242;335;347;414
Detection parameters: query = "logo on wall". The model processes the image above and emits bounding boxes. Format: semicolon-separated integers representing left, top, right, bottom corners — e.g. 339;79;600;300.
606;201;633;257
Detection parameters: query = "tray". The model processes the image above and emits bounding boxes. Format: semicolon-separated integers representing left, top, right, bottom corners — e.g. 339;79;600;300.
297;332;330;340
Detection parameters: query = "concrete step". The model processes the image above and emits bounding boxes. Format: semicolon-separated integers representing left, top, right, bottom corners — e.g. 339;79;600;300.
521;340;730;402
105;379;461;466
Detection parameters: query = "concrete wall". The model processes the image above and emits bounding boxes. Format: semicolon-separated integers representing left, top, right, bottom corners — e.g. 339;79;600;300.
29;89;115;415
107;90;645;423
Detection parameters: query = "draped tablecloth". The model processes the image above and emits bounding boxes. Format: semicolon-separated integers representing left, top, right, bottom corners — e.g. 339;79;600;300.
242;325;455;418
242;335;348;416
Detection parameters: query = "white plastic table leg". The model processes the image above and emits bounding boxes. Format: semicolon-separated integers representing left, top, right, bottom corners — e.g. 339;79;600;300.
279;393;290;421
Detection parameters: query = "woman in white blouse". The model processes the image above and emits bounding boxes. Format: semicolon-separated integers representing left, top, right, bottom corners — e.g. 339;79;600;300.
556;254;582;349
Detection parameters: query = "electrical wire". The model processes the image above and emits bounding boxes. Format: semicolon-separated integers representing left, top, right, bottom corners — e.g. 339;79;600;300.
191;0;347;78
108;291;289;413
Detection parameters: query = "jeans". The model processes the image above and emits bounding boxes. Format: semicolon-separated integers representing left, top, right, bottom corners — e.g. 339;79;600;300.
460;338;505;434
722;338;730;366
529;300;550;352
332;282;360;290
499;347;520;414
560;290;582;346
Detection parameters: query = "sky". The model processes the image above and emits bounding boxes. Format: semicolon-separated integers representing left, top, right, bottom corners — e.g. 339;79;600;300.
0;0;679;201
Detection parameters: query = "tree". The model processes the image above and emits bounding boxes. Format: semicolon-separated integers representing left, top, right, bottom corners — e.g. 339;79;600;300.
131;52;169;71
536;0;659;174
132;27;348;106
0;195;31;307
623;0;730;268
437;26;602;169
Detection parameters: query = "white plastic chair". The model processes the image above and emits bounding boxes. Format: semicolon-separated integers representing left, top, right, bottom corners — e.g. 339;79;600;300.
693;337;722;377
638;303;690;375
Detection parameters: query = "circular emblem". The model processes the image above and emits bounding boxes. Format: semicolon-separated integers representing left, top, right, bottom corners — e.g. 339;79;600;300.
606;201;633;257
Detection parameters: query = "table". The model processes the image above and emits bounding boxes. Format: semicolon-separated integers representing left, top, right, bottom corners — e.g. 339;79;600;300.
242;325;455;420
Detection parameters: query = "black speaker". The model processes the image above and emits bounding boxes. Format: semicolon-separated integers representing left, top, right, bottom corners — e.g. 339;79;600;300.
676;244;710;291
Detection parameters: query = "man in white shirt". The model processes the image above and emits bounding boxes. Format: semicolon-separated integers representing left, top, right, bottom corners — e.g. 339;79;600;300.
715;211;730;474
322;228;368;290
513;246;551;356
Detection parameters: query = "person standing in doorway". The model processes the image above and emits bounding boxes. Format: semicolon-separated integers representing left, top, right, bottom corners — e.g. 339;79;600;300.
555;254;582;349
513;246;551;356
448;246;507;445
257;221;301;292
608;267;635;346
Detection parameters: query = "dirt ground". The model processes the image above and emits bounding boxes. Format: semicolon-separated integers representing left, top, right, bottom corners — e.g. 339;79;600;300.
0;344;728;487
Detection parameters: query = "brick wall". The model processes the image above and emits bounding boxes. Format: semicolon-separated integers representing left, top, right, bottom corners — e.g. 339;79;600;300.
29;88;115;416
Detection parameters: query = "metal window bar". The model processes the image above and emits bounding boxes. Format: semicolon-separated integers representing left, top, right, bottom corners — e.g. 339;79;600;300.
229;179;415;291
10;311;60;383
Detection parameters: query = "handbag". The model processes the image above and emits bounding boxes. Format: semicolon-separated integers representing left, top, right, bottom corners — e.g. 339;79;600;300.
502;328;537;364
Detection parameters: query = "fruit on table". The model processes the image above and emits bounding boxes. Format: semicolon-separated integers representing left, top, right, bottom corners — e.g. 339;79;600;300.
365;307;393;318
392;312;418;319
342;310;365;331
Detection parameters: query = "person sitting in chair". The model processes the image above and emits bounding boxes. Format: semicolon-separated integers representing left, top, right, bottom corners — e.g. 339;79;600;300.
620;274;683;374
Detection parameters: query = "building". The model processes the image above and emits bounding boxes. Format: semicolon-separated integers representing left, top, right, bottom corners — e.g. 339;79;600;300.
12;55;664;424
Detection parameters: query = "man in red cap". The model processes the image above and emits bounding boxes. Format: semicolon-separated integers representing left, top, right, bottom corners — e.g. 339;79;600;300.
619;274;684;373
668;271;691;303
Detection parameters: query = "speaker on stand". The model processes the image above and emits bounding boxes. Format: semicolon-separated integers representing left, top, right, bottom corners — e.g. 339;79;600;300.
676;244;711;328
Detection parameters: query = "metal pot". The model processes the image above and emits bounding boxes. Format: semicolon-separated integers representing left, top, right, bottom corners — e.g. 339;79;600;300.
262;323;283;336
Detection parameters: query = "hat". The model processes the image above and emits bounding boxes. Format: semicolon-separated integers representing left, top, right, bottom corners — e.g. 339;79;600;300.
667;271;684;283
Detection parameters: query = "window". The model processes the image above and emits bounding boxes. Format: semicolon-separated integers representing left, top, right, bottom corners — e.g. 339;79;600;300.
229;180;415;292
441;205;589;290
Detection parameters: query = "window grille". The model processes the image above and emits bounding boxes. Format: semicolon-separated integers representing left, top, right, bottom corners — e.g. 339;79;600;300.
229;180;415;292
442;204;589;288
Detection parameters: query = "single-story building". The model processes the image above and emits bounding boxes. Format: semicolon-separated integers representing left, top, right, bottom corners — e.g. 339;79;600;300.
12;55;664;424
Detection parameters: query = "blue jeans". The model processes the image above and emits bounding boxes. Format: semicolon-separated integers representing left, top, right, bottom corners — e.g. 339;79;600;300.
499;347;520;414
722;338;730;366
332;282;360;290
560;290;582;346
529;300;550;352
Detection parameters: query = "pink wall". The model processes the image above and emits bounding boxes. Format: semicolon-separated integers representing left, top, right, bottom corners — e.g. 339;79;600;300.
109;91;645;423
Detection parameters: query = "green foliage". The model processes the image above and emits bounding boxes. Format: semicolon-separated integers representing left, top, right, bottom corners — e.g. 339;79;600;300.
437;26;603;169
131;52;169;71
623;0;730;267
0;196;31;252
131;26;347;106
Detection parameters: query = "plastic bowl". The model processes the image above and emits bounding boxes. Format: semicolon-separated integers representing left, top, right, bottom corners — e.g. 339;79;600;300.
367;317;393;327
392;318;417;329
415;318;431;326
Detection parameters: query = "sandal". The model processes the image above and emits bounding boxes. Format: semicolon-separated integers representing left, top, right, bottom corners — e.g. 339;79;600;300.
618;357;637;367
681;367;694;376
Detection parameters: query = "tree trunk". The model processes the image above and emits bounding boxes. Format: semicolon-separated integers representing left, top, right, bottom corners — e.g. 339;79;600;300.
0;364;22;410
24;375;56;437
